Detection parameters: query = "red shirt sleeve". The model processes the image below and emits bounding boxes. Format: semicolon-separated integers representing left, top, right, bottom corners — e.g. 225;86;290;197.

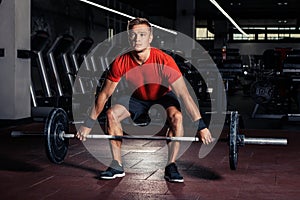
107;58;122;82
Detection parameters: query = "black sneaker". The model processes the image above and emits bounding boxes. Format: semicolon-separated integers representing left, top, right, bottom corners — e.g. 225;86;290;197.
164;163;184;183
99;160;125;179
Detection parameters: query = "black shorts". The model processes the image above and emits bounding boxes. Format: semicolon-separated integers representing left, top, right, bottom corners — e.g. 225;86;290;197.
117;91;181;123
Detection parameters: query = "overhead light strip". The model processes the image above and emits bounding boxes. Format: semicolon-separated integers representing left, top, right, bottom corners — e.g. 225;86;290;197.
79;0;177;35
209;0;249;37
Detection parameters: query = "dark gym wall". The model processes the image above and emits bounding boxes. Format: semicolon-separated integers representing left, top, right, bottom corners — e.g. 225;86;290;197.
230;42;300;55
31;0;108;45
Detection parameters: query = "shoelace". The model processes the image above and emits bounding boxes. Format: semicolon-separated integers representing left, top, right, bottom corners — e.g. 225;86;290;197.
168;165;179;174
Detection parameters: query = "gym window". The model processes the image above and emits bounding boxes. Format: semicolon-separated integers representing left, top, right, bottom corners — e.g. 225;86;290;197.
233;33;255;40
196;27;214;40
232;26;300;41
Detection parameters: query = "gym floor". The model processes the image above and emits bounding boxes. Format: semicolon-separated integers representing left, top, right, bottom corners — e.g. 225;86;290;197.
0;92;300;200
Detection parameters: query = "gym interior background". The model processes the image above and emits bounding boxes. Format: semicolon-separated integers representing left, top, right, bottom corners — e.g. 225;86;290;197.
0;0;299;199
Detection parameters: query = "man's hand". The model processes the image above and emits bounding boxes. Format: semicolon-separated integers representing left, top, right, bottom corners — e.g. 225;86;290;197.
76;126;92;141
198;128;214;145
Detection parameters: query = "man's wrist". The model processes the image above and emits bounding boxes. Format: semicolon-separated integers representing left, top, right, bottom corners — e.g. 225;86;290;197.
83;116;96;129
194;118;207;131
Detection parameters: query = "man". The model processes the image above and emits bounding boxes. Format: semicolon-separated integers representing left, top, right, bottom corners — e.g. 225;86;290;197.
76;18;213;183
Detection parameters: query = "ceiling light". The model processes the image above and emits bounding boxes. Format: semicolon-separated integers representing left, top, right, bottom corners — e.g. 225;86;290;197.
229;2;242;6
277;2;288;6
79;0;177;35
209;0;249;37
278;20;288;23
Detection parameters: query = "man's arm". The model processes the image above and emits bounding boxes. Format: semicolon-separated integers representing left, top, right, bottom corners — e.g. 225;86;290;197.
90;79;118;120
76;79;118;141
171;77;213;144
171;77;201;121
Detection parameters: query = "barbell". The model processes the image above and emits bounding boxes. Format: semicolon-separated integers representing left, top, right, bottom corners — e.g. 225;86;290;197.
11;108;288;170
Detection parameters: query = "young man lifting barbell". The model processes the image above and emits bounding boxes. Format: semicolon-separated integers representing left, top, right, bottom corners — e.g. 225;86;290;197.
76;17;213;183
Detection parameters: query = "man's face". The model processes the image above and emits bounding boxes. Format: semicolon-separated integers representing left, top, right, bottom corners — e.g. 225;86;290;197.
128;24;153;52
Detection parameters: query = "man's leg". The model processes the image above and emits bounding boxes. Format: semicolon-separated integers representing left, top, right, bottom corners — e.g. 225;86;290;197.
163;106;184;183
99;104;130;179
166;106;184;165
106;104;131;166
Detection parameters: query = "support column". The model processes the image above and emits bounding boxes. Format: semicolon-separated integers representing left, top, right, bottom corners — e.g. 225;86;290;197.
0;0;31;119
176;0;195;57
214;20;229;49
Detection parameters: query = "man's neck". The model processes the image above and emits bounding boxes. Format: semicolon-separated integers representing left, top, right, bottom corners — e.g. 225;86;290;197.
132;47;151;65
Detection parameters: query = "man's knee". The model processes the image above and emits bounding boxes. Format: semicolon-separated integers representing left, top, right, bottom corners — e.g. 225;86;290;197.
167;110;183;137
106;104;131;123
169;110;183;123
106;108;124;136
106;108;117;123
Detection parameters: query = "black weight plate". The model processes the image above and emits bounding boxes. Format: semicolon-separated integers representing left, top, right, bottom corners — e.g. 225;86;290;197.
250;80;273;104
229;111;239;170
44;108;69;164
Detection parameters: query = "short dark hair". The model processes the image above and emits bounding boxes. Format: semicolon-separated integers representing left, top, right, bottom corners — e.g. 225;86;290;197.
127;18;152;31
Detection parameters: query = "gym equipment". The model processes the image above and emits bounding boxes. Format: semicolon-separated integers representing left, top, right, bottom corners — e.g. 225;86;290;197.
228;111;288;170
251;48;298;120
68;37;94;94
250;76;292;119
70;37;94;73
46;34;74;96
30;30;52;102
282;50;300;122
250;80;274;105
25;30;57;118
11;108;288;169
44;108;69;164
209;48;243;93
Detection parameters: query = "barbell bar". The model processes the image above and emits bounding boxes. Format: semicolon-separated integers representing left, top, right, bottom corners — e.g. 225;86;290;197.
65;134;202;142
11;131;202;142
11;130;287;145
11;108;288;169
65;132;287;145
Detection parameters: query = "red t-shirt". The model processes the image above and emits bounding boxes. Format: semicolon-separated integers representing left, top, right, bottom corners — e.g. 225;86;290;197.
107;47;182;100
